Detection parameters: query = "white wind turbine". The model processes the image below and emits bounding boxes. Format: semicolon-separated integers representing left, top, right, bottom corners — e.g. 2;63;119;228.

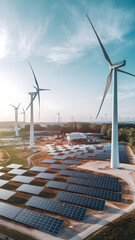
10;103;21;137
26;62;50;148
86;14;135;169
20;108;26;128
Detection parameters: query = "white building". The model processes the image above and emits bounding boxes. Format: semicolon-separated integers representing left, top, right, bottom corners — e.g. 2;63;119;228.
66;132;87;141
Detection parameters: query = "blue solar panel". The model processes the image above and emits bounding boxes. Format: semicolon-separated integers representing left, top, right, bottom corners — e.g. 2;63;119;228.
67;177;121;192
56;191;105;210
36;173;56;179
0;202;22;220
14;208;64;235
50;164;67;170
46;180;69;190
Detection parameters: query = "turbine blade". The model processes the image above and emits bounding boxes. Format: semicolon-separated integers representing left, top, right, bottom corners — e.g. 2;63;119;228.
28;61;39;89
10;104;16;108
117;69;135;77
39;88;51;91
26;94;37;111
86;13;112;66
17;102;21;109
96;69;113;118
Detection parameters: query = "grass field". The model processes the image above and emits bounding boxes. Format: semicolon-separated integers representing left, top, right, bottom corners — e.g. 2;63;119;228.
1;146;33;167
86;210;135;240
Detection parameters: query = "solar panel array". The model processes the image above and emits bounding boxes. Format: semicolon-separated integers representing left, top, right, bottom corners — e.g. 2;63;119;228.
36;172;56;179
119;145;129;163
56;191;105;210
0;202;22;220
11;175;35;183
64;160;79;165
0;189;15;200
60;170;118;183
0;179;8;187
67;184;122;202
17;184;44;195
50;164;67;170
67;177;121;192
8;169;27;175
46;180;68;190
26;196;87;221
7;164;22;169
30;166;48;172
14;208;64;235
42;159;56;163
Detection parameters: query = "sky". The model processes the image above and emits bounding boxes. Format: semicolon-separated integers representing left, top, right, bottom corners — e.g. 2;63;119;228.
1;0;135;123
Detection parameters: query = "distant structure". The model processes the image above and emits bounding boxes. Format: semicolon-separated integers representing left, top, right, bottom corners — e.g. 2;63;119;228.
20;108;26;128
66;132;87;141
10;103;21;137
86;14;135;169
26;62;50;148
66;132;102;143
57;112;61;124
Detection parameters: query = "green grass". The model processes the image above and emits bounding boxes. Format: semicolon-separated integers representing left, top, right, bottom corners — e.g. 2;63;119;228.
1;146;33;167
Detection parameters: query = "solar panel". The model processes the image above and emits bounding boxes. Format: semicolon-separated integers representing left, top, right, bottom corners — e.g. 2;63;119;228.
46;180;69;190
26;196;87;221
0;179;8;187
7;164;22;169
42;159;56;163
0;172;4;177
36;173;56;180
0;189;15;200
64;160;79;165
17;184;44;195
11;175;35;183
14;208;64;235
26;196;62;214
60;170;118;183
59;204;87;221
50;164;67;170
67;177;121;192
67;184;122;202
56;191;105;210
30;166;48;172
53;155;68;160
0;167;3;169
8;169;27;175
0;202;22;220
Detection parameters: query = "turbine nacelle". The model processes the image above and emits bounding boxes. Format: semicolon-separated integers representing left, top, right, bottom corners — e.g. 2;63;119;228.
110;60;126;69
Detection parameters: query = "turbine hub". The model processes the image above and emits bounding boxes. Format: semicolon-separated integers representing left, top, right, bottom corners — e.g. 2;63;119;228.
111;60;126;69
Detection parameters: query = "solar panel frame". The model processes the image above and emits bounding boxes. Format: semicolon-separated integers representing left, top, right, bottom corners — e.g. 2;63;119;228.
36;172;56;180
46;180;69;190
59;203;87;221
0;179;9;187
56;191;105;210
0;189;15;200
11;175;35;183
0;202;22;220
7;164;22;169
14;208;64;235
8;169;27;175
17;184;44;195
50;164;67;170
29;166;48;172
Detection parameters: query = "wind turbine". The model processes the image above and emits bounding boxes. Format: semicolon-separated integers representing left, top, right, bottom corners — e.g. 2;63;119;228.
26;62;50;148
10;103;21;137
20;108;26;128
86;14;135;169
57;112;61;124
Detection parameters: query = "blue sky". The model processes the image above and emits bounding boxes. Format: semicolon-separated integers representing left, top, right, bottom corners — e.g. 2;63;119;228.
0;0;135;123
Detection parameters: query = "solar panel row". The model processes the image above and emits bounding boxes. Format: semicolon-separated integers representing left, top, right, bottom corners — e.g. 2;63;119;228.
46;180;68;190
59;170;118;183
0;202;64;235
67;177;121;192
26;196;87;221
56;191;105;210
67;184;122;202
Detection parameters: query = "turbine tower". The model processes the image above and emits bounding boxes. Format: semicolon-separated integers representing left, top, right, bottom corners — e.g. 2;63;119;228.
86;14;135;169
26;62;50;148
57;112;61;124
10;103;21;137
20;108;26;128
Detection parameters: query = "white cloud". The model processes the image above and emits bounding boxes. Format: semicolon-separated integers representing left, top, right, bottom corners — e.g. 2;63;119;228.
0;1;134;63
